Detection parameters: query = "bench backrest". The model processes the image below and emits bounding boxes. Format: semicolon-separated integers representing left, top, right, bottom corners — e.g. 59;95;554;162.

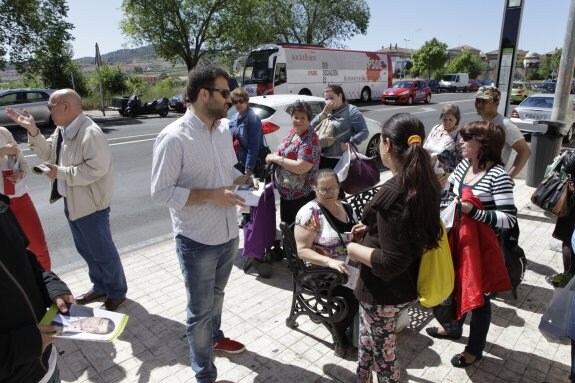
344;185;381;219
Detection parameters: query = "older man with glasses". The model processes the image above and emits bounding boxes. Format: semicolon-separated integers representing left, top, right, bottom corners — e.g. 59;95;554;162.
151;66;255;383
6;89;127;312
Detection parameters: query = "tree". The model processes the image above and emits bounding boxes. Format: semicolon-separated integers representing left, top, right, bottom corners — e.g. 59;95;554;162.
538;48;562;79
121;0;267;71
411;38;448;79
120;0;370;72
445;50;486;79
88;65;128;96
0;0;74;73
258;0;369;47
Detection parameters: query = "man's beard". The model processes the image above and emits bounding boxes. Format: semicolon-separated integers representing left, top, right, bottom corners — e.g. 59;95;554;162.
206;98;228;120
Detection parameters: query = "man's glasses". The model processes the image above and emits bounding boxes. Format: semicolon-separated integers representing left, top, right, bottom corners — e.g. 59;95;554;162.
460;131;475;141
47;102;59;111
232;99;245;105
315;187;339;195
205;88;230;99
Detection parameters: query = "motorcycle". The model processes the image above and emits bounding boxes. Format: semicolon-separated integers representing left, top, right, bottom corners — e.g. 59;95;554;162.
124;94;170;118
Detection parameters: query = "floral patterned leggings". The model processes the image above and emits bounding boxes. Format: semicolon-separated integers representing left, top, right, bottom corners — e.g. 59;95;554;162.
356;302;409;383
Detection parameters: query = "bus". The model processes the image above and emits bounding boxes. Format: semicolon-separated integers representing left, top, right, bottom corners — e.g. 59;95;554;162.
241;43;393;102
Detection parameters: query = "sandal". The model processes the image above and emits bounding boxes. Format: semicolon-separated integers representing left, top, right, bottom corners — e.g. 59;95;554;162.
425;327;461;340
450;353;482;368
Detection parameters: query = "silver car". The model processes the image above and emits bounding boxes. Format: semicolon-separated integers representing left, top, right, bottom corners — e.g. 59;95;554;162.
510;93;575;142
226;95;382;158
0;88;55;127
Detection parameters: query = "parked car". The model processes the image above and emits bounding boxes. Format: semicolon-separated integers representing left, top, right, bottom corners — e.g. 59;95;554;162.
510;93;575;142
467;79;481;92
426;80;441;93
538;82;556;93
381;80;431;105
479;79;495;87
439;73;469;92
170;94;186;113
0;88;55;127
226;95;382;159
510;82;534;103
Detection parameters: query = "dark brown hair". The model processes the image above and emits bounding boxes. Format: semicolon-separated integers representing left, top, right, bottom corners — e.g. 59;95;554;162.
325;84;346;102
186;66;229;103
381;113;441;251
287;100;312;120
461;120;505;169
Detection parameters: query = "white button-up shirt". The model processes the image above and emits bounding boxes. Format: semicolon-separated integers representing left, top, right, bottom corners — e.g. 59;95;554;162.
151;111;241;245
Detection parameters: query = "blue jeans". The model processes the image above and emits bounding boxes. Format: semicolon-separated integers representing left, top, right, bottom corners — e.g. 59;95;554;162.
65;205;127;299
176;235;238;383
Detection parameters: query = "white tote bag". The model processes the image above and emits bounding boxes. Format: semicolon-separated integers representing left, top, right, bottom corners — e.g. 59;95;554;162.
334;146;352;182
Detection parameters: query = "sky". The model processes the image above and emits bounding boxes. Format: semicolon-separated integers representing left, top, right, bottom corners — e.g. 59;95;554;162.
67;0;572;59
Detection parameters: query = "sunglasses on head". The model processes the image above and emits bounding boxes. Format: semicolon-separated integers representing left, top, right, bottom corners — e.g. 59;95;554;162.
460;131;475;141
205;88;230;99
232;99;245;105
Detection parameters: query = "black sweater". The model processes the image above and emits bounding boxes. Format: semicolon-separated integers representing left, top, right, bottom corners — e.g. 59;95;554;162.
0;195;71;383
354;176;422;305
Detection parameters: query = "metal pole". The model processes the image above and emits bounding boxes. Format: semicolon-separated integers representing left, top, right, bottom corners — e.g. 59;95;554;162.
95;43;106;116
551;0;575;124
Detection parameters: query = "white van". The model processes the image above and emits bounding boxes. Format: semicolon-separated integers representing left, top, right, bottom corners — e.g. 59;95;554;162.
439;73;470;92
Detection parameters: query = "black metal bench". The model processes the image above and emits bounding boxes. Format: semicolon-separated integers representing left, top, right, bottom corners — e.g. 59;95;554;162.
279;185;382;353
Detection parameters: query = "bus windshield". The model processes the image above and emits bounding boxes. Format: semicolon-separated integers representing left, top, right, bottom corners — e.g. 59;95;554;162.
242;49;276;85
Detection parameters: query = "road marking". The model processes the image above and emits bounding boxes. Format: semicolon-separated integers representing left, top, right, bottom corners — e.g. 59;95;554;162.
366;98;475;112
21;133;159;154
23;137;157;157
420;107;435;112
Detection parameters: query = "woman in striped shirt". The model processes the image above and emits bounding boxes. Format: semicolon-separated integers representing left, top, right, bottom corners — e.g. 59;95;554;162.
427;120;517;368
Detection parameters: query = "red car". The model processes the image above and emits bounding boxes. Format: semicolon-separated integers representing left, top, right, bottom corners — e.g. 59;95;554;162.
467;80;480;92
381;80;431;105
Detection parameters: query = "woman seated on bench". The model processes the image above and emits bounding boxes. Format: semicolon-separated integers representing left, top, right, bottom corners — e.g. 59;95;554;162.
294;168;359;357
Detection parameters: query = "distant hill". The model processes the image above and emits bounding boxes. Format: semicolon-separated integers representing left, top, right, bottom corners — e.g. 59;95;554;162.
74;44;189;78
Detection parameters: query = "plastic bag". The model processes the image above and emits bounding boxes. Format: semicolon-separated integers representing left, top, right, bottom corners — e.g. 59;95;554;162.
334;146;351;182
539;275;575;342
440;199;458;232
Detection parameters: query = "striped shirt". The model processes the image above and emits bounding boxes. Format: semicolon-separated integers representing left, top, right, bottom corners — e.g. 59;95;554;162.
449;159;517;230
151;111;241;245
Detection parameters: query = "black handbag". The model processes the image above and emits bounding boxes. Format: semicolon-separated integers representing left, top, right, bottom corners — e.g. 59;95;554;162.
531;159;574;217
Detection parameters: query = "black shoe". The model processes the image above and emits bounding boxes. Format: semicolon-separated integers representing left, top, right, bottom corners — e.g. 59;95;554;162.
425;327;462;340
101;297;126;311
76;290;106;305
450;353;481;368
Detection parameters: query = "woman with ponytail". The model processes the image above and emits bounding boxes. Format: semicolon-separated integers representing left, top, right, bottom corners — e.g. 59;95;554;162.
347;113;441;382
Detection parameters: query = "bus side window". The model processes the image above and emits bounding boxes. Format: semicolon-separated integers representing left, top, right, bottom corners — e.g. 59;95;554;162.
275;63;287;86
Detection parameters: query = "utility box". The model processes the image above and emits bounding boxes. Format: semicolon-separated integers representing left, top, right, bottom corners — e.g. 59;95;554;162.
525;121;564;187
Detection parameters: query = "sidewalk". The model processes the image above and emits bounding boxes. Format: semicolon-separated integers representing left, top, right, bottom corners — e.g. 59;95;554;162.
54;176;572;383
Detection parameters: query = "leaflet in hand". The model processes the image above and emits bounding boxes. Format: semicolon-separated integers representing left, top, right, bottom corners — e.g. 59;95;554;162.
343;256;360;290
40;303;129;342
234;182;265;206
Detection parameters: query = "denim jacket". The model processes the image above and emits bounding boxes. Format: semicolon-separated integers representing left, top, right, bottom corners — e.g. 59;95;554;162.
310;102;368;157
229;107;263;171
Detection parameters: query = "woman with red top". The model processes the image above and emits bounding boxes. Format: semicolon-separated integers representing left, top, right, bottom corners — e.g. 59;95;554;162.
0;126;51;270
266;101;320;227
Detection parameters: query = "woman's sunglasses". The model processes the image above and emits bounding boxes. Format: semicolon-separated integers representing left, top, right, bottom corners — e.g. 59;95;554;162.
460;131;475;141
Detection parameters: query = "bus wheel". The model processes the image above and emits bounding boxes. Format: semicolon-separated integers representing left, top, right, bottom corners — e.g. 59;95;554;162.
298;88;312;96
361;87;371;102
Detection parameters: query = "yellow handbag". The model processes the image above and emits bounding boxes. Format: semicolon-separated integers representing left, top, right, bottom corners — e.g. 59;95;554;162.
417;222;455;308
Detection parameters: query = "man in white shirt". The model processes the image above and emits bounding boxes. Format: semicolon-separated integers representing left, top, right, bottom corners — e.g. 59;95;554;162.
475;86;531;178
151;66;254;383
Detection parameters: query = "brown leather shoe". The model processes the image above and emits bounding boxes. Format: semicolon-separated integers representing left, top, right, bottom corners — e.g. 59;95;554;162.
76;290;106;305
101;297;126;311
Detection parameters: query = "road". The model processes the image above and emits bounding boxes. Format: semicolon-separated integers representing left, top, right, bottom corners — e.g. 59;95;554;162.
12;92;486;272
